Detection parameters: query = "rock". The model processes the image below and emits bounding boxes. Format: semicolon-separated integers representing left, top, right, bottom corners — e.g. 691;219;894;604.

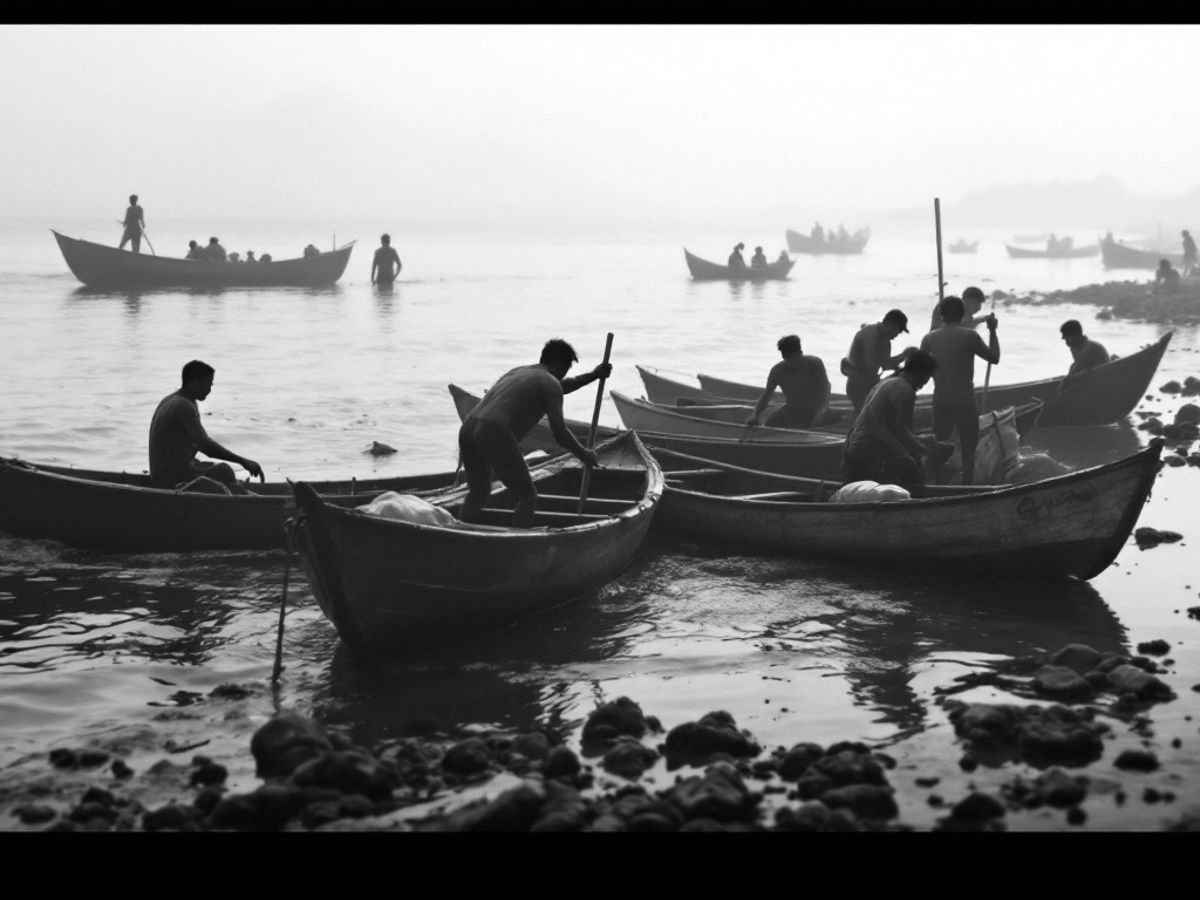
509;732;551;762
1033;665;1095;702
951;792;1006;822
775;802;861;833
210;683;253;700
1163;455;1187;467
15;803;56;825
811;749;887;787
78;749;111;767
819;784;898;820
440;738;491;777
1189;606;1200;620
1135;527;1183;548
581;697;648;744
111;759;133;779
48;748;77;769
949;701;1108;766
1161;380;1183;394
1034;768;1088;807
793;773;836;801
530;781;589;832
602;737;658;779
777;742;824;780
1107;664;1176;701
542;745;581;779
663;711;761;768
189;760;228;787
1177;404;1200;425
143;803;198;832
291;749;399;800
367;441;397;456
1114;749;1159;771
1137;639;1171;656
424;781;547;832
662;763;759;823
1050;644;1102;674
250;713;334;779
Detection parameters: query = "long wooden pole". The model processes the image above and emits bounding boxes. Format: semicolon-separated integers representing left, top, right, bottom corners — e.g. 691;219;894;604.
577;332;614;514
934;198;945;304
982;293;998;410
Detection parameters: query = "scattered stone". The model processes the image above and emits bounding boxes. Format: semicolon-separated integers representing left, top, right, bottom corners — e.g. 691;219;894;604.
1114;749;1159;771
291;749;399;800
48;748;77;769
1137;639;1171;656
950;792;1006;823
1051;644;1102;674
509;732;551;762
662;762;760;823
664;711;761;768
947;701;1109;766
250;713;334;779
210;683;253;700
1106;664;1176;702
367;441;397;456
776;742;824;781
143;803;198;832
1161;380;1183;394
111;759;133;779
1066;806;1087;825
602;737;658;779
1135;527;1184;548
1033;665;1095;702
581;697;648;744
1163;455;1187;467
15;803;57;825
819;784;898;820
542;745;581;779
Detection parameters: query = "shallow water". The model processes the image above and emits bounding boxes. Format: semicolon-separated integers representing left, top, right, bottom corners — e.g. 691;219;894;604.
1;217;1198;830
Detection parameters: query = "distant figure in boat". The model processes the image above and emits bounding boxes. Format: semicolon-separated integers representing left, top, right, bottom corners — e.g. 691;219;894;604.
777;250;790;265
245;251;257;264
149;359;264;492
750;246;768;270
837;224;849;243
1061;236;1074;251
1047;234;1059;252
1059;320;1111;393
205;237;227;263
842;349;944;490
228;252;241;264
118;194;145;253
919;295;1000;486
811;222;824;243
841;309;916;415
371;233;403;286
458;338;611;528
930;285;986;332
1182;230;1197;277
728;243;747;270
185;240;203;260
1153;258;1181;294
303;244;320;258
259;253;272;263
744;334;832;430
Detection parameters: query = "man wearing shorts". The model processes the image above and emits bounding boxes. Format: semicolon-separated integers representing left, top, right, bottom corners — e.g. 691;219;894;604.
458;339;611;527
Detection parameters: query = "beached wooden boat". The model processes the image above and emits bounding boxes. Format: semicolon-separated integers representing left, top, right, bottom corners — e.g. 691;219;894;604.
288;431;663;658
785;228;870;254
635;366;1043;437
1100;236;1184;270
692;332;1172;427
653;440;1164;580
0;458;453;551
947;240;978;253
52;231;355;289
449;383;848;480
1005;243;1100;259
684;248;794;281
611;390;854;444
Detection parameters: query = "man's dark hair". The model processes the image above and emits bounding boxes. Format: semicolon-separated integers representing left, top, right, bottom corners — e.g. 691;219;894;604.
540;338;579;368
777;334;802;356
381;234;391;244
962;286;985;304
129;194;138;203
940;296;965;323
902;349;938;377
209;237;219;244
181;360;215;384
1060;319;1083;338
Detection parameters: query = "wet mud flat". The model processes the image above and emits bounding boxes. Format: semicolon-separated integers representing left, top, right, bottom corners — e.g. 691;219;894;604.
995;281;1200;326
5;630;1200;833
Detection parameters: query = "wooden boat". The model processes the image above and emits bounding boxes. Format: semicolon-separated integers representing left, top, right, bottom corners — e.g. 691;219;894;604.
0;458;453;551
52;231;355;289
635;366;1042;437
693;332;1172;427
611;390;853;444
653;440;1164;580
1005;243;1100;259
288;431;663;659
785;227;870;255
1100;235;1184;270
449;383;848;480
683;248;794;281
947;240;978;254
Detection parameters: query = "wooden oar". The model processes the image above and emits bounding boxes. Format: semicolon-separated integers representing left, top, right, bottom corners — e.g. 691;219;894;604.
982;293;998;410
577;333;614;514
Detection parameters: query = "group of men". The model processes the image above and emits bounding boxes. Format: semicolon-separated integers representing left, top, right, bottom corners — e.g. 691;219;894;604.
727;243;789;271
810;222;851;244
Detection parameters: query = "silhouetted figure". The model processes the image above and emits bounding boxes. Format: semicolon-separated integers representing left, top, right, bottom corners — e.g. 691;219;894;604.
185;240;203;260
842;309;916;414
119;194;145;253
149;360;263;491
245;251;257;264
1153;258;1181;293
1047;234;1059;252
777;250;790;265
919;296;1000;485
303;244;320;258
1183;230;1197;277
811;222;824;242
750;246;768;269
728;242;747;270
205;237;227;263
259;253;272;263
371;233;403;285
837;224;849;243
457;339;611;528
228;252;241;263
930;284;987;332
745;334;831;430
842;350;940;490
1061;236;1074;251
1059;320;1111;393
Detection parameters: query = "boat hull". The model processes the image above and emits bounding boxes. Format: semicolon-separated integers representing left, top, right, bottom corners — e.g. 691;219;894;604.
1005;243;1100;259
785;228;870;254
683;249;793;281
1100;238;1184;270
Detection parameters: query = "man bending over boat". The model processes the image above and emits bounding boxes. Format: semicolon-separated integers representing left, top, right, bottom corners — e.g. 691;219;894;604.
841;309;916;415
118;194;144;253
919;296;999;485
728;243;747;270
458;339;610;528
842;350;942;490
371;234;402;286
149;360;264;491
1058;320;1110;393
745;334;831;429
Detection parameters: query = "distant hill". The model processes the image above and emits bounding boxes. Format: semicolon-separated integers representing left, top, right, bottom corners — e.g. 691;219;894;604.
881;175;1200;233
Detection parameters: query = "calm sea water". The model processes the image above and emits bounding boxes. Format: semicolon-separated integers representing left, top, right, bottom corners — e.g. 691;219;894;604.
1;217;1197;830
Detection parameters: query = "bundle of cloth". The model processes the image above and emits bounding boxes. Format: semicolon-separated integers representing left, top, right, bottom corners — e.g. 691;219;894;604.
356;491;458;526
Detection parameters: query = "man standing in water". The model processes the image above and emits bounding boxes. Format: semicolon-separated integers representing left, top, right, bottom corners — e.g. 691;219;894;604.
149;360;263;491
744;334;831;429
371;233;403;286
458;339;611;528
842;350;940;490
919;296;1000;485
118;194;145;253
841;309;916;415
1183;230;1197;277
1059;319;1110;392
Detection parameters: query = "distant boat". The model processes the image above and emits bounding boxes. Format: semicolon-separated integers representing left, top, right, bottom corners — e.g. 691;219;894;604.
1100;235;1184;270
1011;232;1050;244
947;239;978;253
683;248;794;281
785;227;870;255
52;230;355;289
1005;243;1100;259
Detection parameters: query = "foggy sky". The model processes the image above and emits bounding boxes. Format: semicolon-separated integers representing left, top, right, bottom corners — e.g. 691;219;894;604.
2;24;1196;232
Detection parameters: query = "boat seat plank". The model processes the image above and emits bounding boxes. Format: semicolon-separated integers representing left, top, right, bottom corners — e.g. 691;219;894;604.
729;491;812;502
536;493;631;507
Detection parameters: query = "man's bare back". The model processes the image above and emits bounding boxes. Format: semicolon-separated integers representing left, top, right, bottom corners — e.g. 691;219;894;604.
466;364;563;440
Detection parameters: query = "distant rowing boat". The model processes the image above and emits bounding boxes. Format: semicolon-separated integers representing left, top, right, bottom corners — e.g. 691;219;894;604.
785;227;870;255
683;248;794;281
1005;243;1100;259
1100;235;1185;270
52;230;355;289
947;240;978;254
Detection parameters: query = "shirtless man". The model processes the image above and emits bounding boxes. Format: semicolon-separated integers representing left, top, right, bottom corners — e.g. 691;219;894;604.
149;360;263;491
728;243;747;270
371;233;403;285
1059;320;1111;393
929;285;986;332
842;349;939;490
919;295;999;485
458;339;611;527
118;194;145;253
842;309;916;414
745;334;831;430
